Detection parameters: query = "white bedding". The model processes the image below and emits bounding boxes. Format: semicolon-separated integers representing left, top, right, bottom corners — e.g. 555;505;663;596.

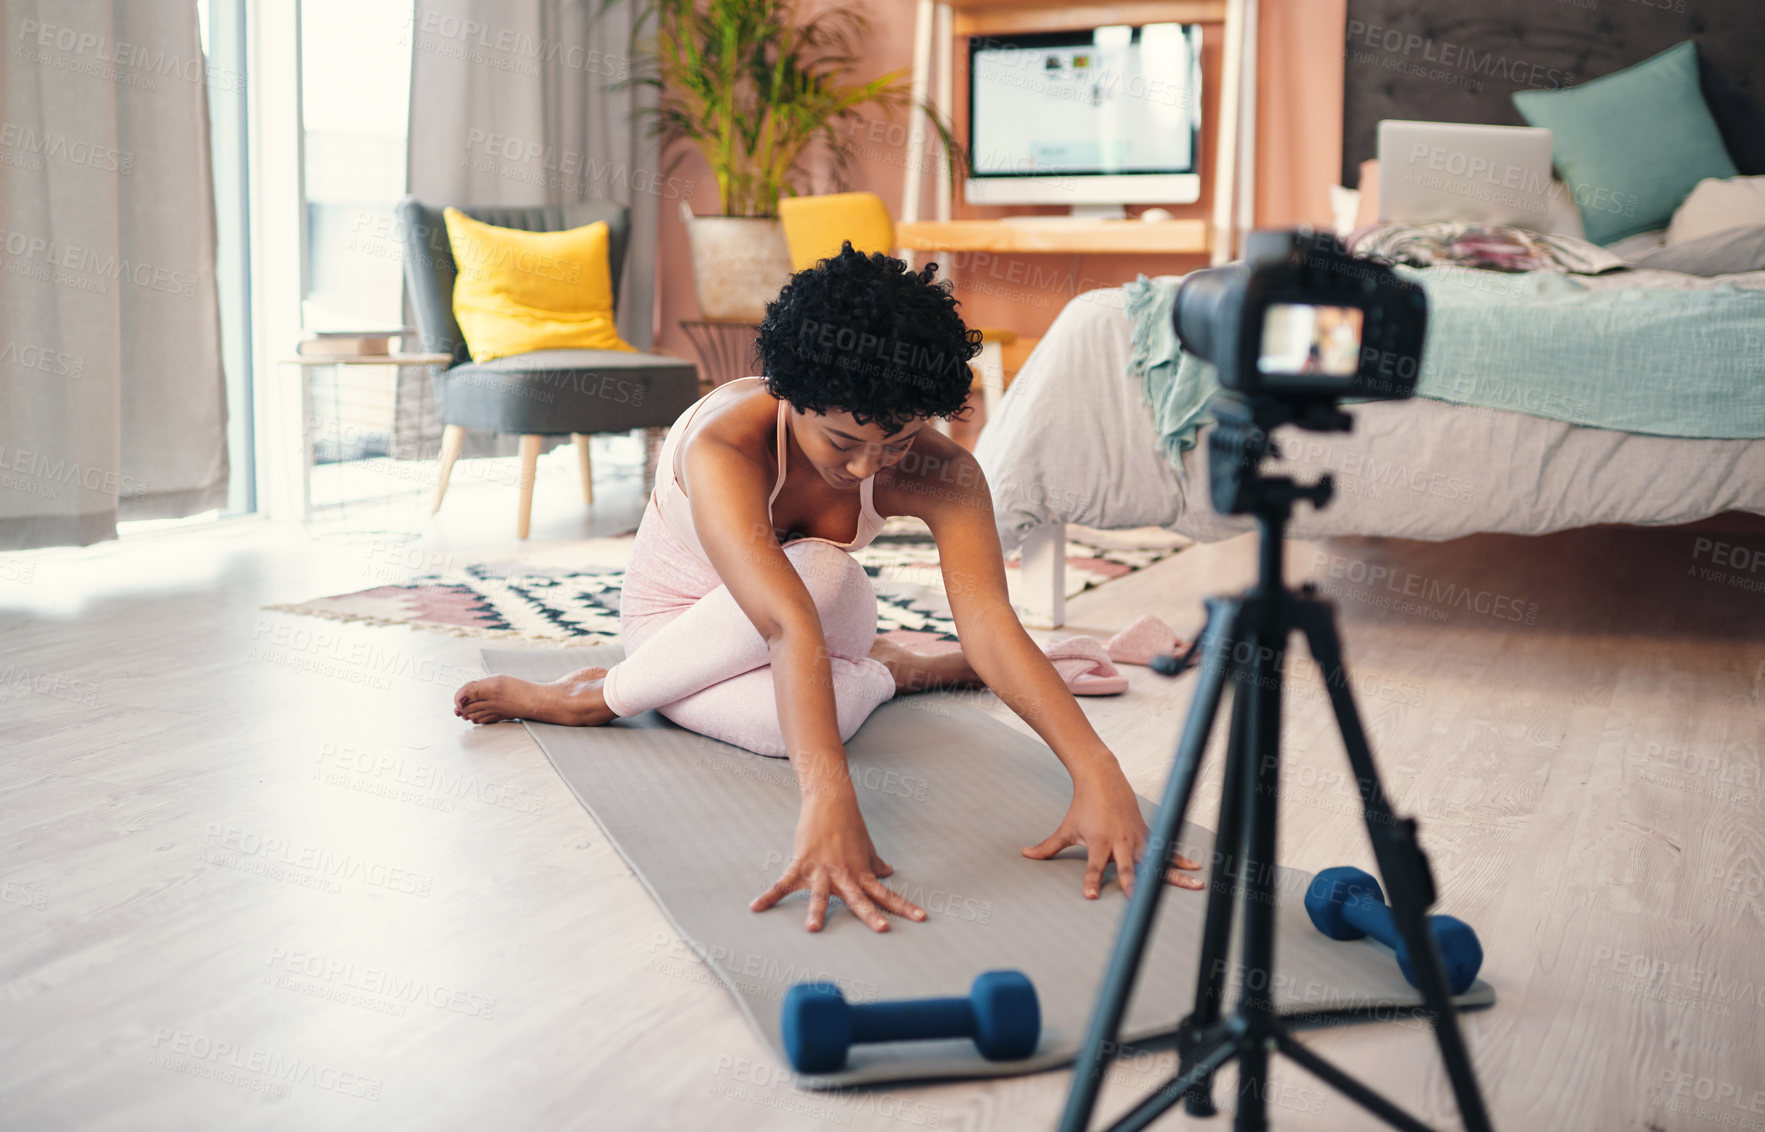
974;271;1765;554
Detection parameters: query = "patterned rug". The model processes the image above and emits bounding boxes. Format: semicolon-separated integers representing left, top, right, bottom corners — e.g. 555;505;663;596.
269;517;1189;647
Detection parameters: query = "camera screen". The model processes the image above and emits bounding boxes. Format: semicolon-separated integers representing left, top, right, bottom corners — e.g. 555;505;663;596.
1258;303;1364;377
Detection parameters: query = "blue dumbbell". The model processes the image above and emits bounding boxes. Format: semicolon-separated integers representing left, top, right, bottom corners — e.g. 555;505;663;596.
1304;866;1483;995
781;970;1041;1073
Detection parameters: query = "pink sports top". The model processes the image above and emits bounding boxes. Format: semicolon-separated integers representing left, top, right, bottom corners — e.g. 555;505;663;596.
651;376;889;565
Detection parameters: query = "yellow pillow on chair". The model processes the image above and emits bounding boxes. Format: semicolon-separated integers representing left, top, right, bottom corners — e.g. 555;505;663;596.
443;207;636;363
778;191;897;271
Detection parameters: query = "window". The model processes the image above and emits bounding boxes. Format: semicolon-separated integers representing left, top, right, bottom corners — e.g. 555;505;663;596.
300;0;414;465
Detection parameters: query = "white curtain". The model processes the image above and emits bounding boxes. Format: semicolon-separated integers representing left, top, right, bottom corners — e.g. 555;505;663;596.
400;0;661;457
0;0;228;549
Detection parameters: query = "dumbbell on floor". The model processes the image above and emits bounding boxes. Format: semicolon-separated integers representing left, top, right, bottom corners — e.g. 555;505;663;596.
781;970;1041;1073
1305;866;1483;995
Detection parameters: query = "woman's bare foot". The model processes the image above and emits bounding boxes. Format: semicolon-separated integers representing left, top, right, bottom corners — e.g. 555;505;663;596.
868;637;987;695
453;667;617;726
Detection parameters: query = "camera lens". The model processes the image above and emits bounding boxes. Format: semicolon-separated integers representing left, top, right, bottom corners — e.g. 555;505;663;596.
1171;264;1245;367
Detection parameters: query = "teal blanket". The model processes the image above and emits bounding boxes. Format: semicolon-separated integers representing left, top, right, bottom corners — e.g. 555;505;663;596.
1126;268;1765;462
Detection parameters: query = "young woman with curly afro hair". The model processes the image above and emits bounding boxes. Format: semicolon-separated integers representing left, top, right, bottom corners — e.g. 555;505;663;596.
454;243;1201;931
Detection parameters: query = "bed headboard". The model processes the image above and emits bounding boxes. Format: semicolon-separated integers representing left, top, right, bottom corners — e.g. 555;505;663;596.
1341;0;1765;186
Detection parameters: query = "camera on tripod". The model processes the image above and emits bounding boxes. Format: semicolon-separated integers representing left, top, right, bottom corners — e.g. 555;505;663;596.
1172;229;1430;514
1060;228;1494;1132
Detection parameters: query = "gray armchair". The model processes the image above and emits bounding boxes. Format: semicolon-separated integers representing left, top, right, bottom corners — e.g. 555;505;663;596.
397;196;700;538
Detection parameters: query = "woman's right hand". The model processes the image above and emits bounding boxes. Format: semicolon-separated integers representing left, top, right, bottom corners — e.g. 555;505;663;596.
750;790;928;932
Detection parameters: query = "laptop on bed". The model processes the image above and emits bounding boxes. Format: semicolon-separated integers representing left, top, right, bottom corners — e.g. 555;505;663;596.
1378;120;1554;227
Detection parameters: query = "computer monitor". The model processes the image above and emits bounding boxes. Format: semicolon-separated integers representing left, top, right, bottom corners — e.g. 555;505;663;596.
965;24;1202;213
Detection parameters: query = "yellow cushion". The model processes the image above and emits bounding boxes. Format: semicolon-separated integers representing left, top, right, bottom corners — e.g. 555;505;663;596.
778;192;896;272
443;207;635;363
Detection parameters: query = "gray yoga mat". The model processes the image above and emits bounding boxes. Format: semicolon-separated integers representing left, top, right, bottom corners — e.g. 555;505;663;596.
485;647;1494;1088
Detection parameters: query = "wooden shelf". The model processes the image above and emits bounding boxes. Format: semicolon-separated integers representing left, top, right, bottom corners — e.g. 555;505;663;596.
954;1;1226;36
897;218;1209;254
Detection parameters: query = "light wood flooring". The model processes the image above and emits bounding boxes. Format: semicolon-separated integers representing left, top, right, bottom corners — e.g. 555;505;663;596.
1;434;1762;1132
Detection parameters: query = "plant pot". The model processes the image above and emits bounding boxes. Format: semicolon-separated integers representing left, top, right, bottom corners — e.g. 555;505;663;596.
679;203;794;323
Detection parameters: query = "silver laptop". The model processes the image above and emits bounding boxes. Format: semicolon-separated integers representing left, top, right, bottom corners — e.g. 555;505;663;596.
1378;121;1554;227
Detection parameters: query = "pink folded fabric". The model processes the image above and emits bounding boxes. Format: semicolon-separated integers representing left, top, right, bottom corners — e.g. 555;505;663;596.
1103;614;1186;666
1041;635;1129;696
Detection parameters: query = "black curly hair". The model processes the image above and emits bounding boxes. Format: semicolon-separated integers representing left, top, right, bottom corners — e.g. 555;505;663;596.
756;241;982;438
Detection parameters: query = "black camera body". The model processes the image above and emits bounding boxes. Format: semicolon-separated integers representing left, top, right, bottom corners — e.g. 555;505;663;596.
1171;229;1430;515
1173;229;1428;402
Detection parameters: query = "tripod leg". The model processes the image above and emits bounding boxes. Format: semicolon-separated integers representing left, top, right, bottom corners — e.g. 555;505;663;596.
1176;666;1253;1117
1058;599;1243;1132
1107;1017;1248;1132
1231;599;1285;1132
1292;594;1495;1132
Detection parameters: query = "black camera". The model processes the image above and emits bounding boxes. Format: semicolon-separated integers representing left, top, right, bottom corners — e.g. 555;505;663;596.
1172;229;1430;515
1173;228;1428;402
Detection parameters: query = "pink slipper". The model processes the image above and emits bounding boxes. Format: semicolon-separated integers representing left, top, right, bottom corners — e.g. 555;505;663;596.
1041;636;1130;696
1104;614;1187;666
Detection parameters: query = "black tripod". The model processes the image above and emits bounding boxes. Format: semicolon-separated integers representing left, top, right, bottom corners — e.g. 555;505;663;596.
1057;402;1495;1132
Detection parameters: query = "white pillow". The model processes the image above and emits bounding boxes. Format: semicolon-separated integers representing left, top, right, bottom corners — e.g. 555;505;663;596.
1667;176;1765;245
1330;185;1361;238
1604;228;1669;261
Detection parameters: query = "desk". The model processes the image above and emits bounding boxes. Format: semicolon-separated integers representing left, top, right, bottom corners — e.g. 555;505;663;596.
896;218;1211;255
278;353;453;522
899;0;1254;270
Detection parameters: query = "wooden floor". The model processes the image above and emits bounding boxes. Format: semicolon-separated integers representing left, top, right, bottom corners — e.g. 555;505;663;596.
1;432;1762;1132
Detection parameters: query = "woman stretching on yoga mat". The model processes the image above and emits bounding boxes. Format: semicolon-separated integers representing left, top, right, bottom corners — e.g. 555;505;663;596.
454;244;1203;931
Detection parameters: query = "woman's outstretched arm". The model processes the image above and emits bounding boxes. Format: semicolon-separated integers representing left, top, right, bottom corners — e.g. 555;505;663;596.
904;445;1205;898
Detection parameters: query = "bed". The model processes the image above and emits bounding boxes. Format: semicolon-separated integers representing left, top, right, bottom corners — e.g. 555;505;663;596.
973;1;1765;627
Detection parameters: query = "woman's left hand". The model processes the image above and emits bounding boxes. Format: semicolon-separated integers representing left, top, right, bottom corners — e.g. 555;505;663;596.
1022;771;1206;898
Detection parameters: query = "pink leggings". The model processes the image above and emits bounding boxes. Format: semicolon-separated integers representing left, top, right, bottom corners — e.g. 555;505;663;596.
599;503;897;758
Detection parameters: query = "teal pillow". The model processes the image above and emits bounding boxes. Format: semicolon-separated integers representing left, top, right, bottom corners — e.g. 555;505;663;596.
1513;41;1737;245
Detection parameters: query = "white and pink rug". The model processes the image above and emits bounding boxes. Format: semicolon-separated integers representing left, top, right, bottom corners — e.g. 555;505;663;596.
269;518;1188;648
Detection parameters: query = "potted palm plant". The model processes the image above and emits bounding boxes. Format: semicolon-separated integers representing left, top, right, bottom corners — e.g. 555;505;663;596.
614;0;956;321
